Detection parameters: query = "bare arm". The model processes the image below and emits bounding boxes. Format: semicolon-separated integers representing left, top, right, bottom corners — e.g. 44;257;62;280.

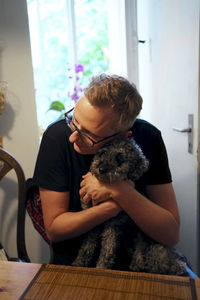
80;173;180;247
110;181;180;247
40;188;121;242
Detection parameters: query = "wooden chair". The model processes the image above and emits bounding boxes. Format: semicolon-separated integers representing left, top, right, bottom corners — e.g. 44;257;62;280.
0;147;30;262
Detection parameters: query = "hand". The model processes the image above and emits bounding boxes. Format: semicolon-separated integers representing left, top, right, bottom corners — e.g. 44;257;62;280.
80;172;111;205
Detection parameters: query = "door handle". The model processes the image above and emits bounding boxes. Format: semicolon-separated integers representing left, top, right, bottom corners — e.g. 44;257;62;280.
172;114;193;154
172;127;192;133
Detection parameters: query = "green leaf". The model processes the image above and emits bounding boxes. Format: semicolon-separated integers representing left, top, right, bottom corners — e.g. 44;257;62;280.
48;100;65;112
57;113;65;120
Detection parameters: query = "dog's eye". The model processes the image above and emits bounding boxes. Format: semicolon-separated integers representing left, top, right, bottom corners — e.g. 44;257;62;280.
115;153;123;165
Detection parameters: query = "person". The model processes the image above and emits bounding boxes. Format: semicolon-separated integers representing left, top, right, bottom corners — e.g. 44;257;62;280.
32;73;180;267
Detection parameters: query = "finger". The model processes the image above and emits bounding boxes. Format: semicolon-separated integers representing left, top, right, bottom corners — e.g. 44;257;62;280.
82;172;91;178
79;187;87;198
80;179;86;187
82;193;92;204
92;198;99;206
80;186;90;200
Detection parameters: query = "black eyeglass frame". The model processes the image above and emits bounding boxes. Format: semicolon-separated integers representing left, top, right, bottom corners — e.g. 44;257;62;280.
65;107;120;147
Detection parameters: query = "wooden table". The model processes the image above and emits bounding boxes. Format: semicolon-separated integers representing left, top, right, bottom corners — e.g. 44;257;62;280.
0;261;199;300
0;261;41;299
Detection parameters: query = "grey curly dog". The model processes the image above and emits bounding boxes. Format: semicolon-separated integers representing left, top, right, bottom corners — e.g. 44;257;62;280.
72;137;188;276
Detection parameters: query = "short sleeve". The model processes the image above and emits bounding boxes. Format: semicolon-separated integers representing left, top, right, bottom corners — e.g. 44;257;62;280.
132;119;172;187
33;120;70;192
142;130;172;185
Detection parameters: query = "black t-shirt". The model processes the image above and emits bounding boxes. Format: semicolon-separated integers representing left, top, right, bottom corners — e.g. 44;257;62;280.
33;118;172;265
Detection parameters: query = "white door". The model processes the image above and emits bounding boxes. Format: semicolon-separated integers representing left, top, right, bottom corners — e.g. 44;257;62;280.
137;0;200;273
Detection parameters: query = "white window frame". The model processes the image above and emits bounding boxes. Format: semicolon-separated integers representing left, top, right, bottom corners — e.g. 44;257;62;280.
107;0;138;87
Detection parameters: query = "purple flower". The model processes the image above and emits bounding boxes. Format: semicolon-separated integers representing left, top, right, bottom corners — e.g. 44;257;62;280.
71;91;79;101
68;63;84;104
75;64;84;73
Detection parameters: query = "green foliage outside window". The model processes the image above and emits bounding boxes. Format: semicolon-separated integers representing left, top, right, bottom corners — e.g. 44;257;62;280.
75;0;109;83
27;0;109;128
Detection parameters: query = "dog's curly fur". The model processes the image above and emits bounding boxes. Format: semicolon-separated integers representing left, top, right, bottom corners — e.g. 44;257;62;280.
72;138;188;276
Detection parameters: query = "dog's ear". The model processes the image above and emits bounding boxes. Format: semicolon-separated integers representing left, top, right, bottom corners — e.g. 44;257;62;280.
115;153;124;166
127;169;138;181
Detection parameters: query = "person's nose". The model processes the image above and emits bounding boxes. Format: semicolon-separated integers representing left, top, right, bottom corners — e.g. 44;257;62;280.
69;130;80;144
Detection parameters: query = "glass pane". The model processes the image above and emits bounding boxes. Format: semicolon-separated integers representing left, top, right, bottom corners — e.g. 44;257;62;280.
27;0;109;132
75;0;109;87
27;0;71;129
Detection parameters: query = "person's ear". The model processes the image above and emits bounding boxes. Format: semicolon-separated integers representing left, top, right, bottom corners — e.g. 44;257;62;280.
123;130;132;137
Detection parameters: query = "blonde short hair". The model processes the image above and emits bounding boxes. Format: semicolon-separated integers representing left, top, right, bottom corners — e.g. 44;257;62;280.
84;74;143;131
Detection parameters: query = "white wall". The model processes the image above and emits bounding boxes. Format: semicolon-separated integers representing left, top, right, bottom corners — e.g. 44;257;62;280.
0;0;49;263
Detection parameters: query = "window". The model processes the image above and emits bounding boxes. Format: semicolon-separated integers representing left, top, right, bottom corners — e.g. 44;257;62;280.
27;0;138;131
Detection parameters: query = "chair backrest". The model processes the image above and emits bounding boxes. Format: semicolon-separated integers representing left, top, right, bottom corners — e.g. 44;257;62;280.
0;147;30;262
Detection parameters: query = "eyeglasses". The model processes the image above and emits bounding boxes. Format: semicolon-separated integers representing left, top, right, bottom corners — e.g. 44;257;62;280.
65;107;119;147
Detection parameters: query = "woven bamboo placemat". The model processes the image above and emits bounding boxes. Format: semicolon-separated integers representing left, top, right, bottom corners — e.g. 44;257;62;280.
21;264;199;300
